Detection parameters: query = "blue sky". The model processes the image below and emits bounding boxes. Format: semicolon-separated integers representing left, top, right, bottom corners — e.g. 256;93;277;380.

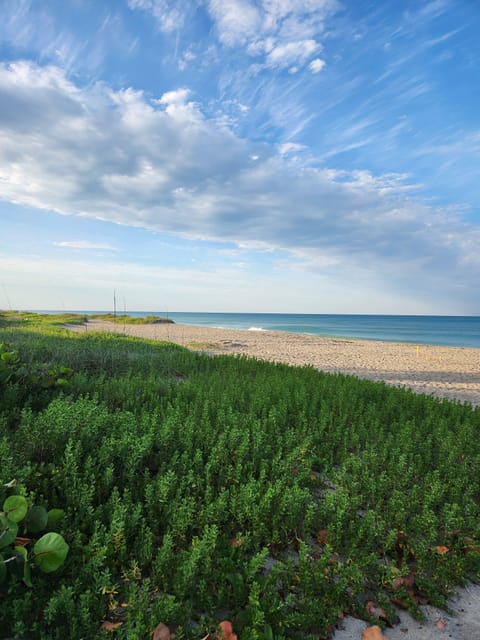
0;0;479;314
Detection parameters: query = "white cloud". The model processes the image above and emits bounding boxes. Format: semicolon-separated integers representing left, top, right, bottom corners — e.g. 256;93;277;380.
126;0;338;72
158;88;191;105
278;142;305;155
178;48;196;70
246;37;275;56
208;0;261;46
0;60;478;304
265;39;319;69
53;241;118;251
127;0;185;32
309;57;326;73
204;0;339;71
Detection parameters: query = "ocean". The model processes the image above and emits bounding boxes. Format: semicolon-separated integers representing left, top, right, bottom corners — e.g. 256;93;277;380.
39;311;480;348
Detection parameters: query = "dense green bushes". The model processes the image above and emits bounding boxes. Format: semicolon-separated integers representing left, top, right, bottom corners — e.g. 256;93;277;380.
0;313;479;639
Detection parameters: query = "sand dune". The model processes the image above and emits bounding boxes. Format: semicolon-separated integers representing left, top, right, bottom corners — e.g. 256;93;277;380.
71;320;480;406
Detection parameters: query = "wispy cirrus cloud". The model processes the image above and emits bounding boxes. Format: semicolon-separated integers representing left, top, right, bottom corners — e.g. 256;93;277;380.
127;0;187;33
0;0;137;76
53;241;118;251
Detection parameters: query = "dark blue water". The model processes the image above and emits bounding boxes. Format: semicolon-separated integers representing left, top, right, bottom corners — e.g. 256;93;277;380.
37;311;480;348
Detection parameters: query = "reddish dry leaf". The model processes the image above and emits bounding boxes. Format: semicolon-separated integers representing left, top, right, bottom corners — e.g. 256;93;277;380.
435;619;446;631
317;529;329;545
229;536;244;547
216;620;238;640
391;577;405;591
101;621;123;631
391;568;416;592
361;625;388;640
14;536;31;547
366;601;387;620
152;623;172;640
434;546;449;555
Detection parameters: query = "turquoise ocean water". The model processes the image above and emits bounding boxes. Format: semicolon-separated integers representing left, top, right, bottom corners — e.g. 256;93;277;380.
40;311;480;348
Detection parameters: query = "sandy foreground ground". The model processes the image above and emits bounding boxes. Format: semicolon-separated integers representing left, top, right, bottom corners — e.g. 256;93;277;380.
69;320;480;638
72;320;480;407
333;584;480;640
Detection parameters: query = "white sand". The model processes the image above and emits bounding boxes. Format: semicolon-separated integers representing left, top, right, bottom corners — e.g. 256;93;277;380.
333;583;480;640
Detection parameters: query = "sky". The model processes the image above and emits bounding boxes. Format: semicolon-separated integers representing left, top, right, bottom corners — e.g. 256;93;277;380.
0;0;479;314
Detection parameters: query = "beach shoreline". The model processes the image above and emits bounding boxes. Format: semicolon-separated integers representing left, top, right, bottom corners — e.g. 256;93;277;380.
69;320;480;406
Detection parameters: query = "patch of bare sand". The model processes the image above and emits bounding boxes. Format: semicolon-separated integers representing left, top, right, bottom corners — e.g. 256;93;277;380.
70;320;480;406
332;583;480;640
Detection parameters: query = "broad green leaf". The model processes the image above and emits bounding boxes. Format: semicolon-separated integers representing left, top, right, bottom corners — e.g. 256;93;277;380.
0;515;18;549
33;532;69;573
3;495;28;523
25;506;48;534
0;351;16;363
14;546;27;560
15;547;32;587
23;560;32;587
47;508;65;527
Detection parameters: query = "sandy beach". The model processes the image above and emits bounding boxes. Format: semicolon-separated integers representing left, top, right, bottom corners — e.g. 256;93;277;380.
72;320;480;407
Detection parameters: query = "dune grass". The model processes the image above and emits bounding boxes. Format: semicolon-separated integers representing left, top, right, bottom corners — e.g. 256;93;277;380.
0;310;89;326
0;310;174;327
0;312;479;639
90;313;174;324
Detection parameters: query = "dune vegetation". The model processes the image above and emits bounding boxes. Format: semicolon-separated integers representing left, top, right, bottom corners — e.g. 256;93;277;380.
0;311;174;327
89;314;174;324
1;312;479;639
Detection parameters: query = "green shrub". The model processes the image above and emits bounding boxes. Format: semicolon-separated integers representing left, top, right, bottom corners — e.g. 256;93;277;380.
0;314;479;638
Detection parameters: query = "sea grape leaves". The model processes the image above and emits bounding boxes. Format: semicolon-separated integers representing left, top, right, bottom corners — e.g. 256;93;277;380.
2;495;28;523
25;506;48;534
33;532;69;573
0;515;18;549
